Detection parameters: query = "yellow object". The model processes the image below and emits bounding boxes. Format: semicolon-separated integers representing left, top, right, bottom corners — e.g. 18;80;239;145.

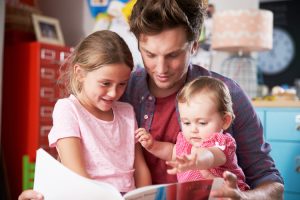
122;0;137;21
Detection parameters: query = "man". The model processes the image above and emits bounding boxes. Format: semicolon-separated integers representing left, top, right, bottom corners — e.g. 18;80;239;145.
19;0;283;199
122;0;283;199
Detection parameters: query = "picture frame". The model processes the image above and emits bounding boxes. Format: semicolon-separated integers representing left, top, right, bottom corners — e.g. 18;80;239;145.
32;14;65;46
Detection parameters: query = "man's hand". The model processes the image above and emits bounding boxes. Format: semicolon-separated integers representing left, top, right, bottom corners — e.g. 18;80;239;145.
211;171;246;200
135;128;154;150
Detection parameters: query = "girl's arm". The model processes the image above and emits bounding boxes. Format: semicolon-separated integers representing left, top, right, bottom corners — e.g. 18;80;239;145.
56;137;90;178
133;143;152;187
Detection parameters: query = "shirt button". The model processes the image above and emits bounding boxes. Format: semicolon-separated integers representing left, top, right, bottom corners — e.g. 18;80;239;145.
148;96;153;101
141;96;144;100
144;115;149;119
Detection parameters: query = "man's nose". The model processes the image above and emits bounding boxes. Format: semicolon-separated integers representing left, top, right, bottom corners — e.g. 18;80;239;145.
156;57;168;74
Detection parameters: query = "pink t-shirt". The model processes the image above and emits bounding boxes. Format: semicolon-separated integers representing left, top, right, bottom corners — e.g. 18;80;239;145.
48;95;137;192
176;132;250;191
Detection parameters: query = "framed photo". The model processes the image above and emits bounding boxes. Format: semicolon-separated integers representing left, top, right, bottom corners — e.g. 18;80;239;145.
32;14;65;46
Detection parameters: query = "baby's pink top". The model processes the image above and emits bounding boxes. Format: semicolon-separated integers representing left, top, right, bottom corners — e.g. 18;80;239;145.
49;95;137;192
176;132;250;191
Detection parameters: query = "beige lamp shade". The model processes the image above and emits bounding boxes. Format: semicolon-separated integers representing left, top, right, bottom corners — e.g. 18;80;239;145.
211;9;273;53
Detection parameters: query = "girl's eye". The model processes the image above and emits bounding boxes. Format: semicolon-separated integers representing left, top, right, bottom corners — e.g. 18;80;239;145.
199;122;207;125
100;82;110;87
119;82;128;86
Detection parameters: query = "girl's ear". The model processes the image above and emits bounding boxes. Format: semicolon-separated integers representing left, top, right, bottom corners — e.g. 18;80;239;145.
222;113;233;130
74;64;85;82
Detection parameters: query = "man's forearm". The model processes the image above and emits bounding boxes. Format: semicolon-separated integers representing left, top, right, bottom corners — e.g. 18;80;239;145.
243;182;284;200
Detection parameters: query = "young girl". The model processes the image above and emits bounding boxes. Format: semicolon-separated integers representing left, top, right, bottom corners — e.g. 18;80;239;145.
48;30;151;193
135;76;249;191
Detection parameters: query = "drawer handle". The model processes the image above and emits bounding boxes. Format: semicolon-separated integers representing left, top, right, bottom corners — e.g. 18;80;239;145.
296;115;300;131
41;49;56;60
40;106;53;118
40;87;55;99
41;68;56;80
296;156;300;173
40;125;52;136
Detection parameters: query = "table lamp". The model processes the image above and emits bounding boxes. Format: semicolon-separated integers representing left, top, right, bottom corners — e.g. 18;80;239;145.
211;9;273;98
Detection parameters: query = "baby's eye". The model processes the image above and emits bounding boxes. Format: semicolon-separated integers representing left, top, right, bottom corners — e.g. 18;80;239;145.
183;122;191;126
199;122;207;125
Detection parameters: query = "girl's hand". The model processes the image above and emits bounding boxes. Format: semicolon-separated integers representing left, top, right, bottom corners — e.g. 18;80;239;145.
166;154;197;174
135;128;154;150
18;190;44;200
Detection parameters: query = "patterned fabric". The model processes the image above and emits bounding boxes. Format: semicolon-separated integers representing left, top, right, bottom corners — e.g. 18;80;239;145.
176;132;250;191
49;95;136;192
121;64;283;188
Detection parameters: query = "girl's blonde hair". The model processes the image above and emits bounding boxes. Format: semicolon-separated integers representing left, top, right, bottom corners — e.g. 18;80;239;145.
177;76;235;121
59;30;134;96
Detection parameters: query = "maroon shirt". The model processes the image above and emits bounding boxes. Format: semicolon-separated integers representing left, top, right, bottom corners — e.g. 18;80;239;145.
144;92;179;184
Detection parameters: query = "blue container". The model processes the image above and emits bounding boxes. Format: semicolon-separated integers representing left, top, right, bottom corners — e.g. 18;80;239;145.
87;0;111;17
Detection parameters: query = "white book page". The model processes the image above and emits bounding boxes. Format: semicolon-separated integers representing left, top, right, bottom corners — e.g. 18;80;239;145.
33;148;123;200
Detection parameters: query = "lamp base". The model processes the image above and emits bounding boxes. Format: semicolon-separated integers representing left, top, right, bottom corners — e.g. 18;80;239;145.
221;54;258;99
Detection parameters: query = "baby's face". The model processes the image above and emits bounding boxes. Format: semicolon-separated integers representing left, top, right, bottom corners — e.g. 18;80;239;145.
178;92;225;147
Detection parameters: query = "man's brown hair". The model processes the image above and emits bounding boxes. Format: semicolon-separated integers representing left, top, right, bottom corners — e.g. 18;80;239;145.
129;0;206;42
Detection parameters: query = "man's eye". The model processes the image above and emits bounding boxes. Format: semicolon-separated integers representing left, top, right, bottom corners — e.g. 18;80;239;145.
146;53;155;58
168;53;179;58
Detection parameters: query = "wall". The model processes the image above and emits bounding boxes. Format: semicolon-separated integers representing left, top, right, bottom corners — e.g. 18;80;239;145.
37;0;94;46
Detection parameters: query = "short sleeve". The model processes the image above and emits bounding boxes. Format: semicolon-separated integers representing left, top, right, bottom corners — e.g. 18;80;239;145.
48;99;81;147
202;133;236;159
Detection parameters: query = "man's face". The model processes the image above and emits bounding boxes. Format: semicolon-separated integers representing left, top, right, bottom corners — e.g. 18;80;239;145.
138;26;197;97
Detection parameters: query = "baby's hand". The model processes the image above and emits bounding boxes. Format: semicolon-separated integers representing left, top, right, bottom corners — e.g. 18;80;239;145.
135;128;153;150
166;154;197;174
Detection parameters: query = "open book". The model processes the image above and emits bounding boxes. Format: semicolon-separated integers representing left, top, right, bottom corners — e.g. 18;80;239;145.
34;148;224;200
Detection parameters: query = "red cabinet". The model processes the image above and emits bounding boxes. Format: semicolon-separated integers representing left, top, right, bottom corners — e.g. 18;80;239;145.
2;42;72;199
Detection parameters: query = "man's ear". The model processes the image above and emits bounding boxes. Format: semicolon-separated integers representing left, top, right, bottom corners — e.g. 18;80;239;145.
74;64;85;82
222;113;233;130
191;41;199;55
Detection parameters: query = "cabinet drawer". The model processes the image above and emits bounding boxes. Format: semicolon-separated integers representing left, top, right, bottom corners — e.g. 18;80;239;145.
269;141;300;193
266;111;300;141
256;110;265;127
284;193;300;200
